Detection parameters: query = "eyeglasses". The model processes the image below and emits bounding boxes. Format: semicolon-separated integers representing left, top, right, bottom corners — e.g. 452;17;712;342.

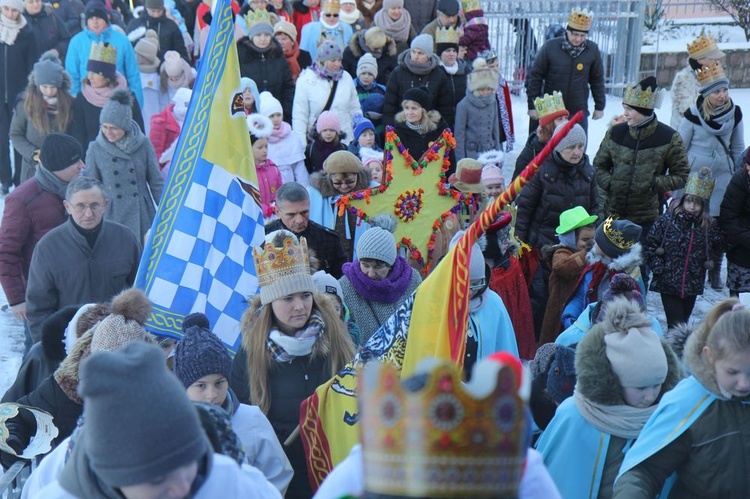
332;178;356;188
324;13;339;17
469;279;486;291
71;203;105;214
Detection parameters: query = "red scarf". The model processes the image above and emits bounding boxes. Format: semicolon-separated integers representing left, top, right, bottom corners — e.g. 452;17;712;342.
284;42;302;83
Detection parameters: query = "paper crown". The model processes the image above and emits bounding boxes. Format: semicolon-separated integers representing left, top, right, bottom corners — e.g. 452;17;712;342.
602;217;636;251
695;61;727;89
321;0;339;13
568;7;594;32
534;91;569;126
359;359;528;498
461;0;482;13
623;81;664;110
685;167;715;200
435;26;460;45
243;8;272;28
252;233;311;289
88;41;117;65
687;34;724;60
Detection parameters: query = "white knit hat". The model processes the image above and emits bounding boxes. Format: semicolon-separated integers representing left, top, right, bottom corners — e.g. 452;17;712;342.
259;91;283;118
312;270;344;303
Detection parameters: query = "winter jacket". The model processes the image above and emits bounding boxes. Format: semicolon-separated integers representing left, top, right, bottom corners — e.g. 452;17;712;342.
525;36;605;117
0;177;67;306
292;67;361;146
237;37;295;122
342;30;399;85
454;91;499;161
305;138;346;173
266;123;308;185
265;218;348;278
392;113;454;169
382;51;454;127
404;0;437;33
127;12;189;61
70;89;144;149
670;65;700;130
440;61;469;129
613;309;750;499
25;218;141;343
513;132;544;180
290;0;319;36
719;167;750;268
148;102;181;166
64;27;143;105
24;6;71;60
646;211;723;298
84;121;163;240
1;24;37;106
231;343;332;499
594;115;690;224
256;159;282;219
679;100;744;215
355;0;382;27
515;152;598;249
51;0;84;37
539;245;587;345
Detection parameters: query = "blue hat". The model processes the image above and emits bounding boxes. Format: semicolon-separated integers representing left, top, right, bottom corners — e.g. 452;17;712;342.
353;114;375;141
546;345;576;403
362;93;385;120
173;315;232;388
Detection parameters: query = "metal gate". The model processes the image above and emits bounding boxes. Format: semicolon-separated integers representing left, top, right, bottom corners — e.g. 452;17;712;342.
483;0;646;96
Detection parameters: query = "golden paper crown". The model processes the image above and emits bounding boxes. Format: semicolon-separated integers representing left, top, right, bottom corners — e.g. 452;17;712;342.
461;0;482;13
88;42;117;65
435;26;460;45
534;91;568;126
360;359;528;498
321;0;340;14
685;167;715;200
623;80;663;110
687;34;724;60
695;61;728;89
243;8;272;29
568;8;593;32
252;232;311;289
602;217;636;250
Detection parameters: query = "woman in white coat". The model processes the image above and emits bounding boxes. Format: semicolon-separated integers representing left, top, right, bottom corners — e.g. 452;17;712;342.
292;39;361;146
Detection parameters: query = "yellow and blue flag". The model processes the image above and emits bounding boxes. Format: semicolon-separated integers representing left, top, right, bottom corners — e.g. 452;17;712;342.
135;0;264;353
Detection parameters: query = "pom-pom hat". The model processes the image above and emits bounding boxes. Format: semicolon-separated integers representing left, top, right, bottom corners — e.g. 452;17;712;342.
89;288;153;353
32;56;64;88
316;39;343;63
99;89;133;130
174;315;233;389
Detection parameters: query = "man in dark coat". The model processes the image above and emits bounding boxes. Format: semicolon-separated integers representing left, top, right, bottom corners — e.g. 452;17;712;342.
525;7;605;134
265;182;348;278
126;0;189;62
403;0;436;33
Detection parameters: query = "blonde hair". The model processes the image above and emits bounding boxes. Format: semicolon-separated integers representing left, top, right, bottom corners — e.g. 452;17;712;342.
240;294;355;413
394;105;441;134
705;300;750;360
700;93;731;121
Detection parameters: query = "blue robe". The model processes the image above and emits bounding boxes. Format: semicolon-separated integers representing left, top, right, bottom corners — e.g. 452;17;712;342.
299;22;353;61
471;290;519;358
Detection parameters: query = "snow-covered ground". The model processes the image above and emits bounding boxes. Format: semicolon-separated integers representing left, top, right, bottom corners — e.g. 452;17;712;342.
1;86;749;397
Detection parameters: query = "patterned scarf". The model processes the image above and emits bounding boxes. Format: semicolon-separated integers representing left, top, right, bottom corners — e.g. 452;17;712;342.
312;60;343;81
496;76;514;151
561;37;586;59
404;120;424;135
266;312;325;362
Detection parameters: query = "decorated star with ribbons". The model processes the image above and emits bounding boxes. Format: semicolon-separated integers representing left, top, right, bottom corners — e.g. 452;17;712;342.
336;126;472;275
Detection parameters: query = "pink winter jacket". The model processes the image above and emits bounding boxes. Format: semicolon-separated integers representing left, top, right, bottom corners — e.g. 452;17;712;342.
256;159;283;218
149;104;181;168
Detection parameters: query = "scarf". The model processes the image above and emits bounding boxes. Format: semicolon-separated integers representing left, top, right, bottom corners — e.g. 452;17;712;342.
404;120;425;135
342;256;414;303
283;42;302;82
340;8;361;25
269;121;292;144
97;120;146;155
402;51;437;76
561;37;586;59
573;390;656;439
81;73;128;107
35;163;69;198
441;62;458;75
0;13;26;45
373;7;411;42
312;60;343;81
266;312;325;362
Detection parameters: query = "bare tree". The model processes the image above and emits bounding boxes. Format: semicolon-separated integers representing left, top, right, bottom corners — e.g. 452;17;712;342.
709;0;750;41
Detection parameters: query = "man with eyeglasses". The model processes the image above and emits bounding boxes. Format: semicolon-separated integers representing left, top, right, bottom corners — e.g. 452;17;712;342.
265;182;348;278
299;0;353;62
24;176;141;345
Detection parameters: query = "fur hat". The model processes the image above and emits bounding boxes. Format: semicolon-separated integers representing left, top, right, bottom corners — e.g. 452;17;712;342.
259;90;283;118
316;39;343;63
312;270;344;303
316;110;341;133
40;133;82;172
273;20;297;42
595;217;642;259
90;289;152;353
253;230;316;305
449;231;485;281
357;214;398;266
467;58;499;94
134;29;160;73
32;56;65;88
99;89;133;130
75;342;210;487
174;316;233;388
553;123;586;153
323;150;362;174
357;53;378;77
410;34;434;57
402;86;431;111
450;158;484;194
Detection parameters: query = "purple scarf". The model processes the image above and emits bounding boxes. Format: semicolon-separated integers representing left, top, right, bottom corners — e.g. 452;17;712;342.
342;256;413;303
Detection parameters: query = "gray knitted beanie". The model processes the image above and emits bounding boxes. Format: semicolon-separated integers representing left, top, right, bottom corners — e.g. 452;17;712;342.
99;89;133;130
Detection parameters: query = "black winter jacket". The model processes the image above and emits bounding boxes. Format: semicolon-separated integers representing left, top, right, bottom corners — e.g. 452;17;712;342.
265;218;349;278
382;52;454;127
515;151;598;249
25;7;71;60
237;37;295;123
126;13;188;62
1;25;37;106
393;116;455;174
440;61;469;130
525;37;605;116
342;30;398;85
513;132;544;180
719;167;750;267
70;92;144;151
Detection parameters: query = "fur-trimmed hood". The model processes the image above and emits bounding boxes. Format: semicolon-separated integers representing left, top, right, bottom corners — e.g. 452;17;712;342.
576;299;683;406
588;242;643;273
309;169;371;198
27;65;72;93
348;30;398;58
684;318;724;398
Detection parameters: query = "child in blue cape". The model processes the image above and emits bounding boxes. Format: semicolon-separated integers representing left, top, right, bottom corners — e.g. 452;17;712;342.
614;300;750;497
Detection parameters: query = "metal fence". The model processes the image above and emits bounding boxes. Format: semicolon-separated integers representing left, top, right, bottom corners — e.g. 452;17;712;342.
483;0;646;96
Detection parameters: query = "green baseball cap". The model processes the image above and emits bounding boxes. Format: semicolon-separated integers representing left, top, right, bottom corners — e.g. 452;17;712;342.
556;206;598;235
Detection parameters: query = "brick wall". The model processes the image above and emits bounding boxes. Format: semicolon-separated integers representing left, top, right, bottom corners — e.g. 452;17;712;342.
641;49;750;89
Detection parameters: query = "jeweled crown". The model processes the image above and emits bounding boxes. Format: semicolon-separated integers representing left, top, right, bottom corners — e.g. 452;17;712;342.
568;8;593;32
435;26;460;45
360;359;528;497
623;81;663;110
534;91;566;117
243;8;272;29
321;0;340;13
685;167;715;200
687;34;722;60
88;42;117;65
602;216;636;250
695;61;727;88
252;234;311;289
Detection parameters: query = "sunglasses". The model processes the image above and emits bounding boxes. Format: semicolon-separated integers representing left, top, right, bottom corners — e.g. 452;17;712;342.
324;13;339;17
332;178;356;187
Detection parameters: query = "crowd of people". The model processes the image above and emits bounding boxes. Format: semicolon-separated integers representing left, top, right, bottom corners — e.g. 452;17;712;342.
1;0;750;497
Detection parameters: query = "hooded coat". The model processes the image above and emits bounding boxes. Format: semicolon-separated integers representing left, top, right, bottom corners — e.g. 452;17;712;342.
342;29;399;85
454;91;500;161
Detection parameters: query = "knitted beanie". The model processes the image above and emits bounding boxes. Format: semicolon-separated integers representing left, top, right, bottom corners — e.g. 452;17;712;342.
316;39;343;63
553;123;586;153
449;231;485;280
248;20;274;39
480;166;504;187
134;29;160;73
145;0;163;9
273;19;297;42
402;86;431;111
33;58;64;88
357;53;378;78
363;27;387;51
84;0;108;21
90;288;152;353
596;273;645;323
174;321;232;388
352;113;375;141
357;215;397;266
0;0;23;11
316;110;341;133
594;218;642;259
410;34;434;57
437;0;459;16
253;230;317;305
40;133;82;172
323;150;362;174
312;270;344;303
77;342;210;487
382;0;402;9
99;89;133;130
259;90;283;118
